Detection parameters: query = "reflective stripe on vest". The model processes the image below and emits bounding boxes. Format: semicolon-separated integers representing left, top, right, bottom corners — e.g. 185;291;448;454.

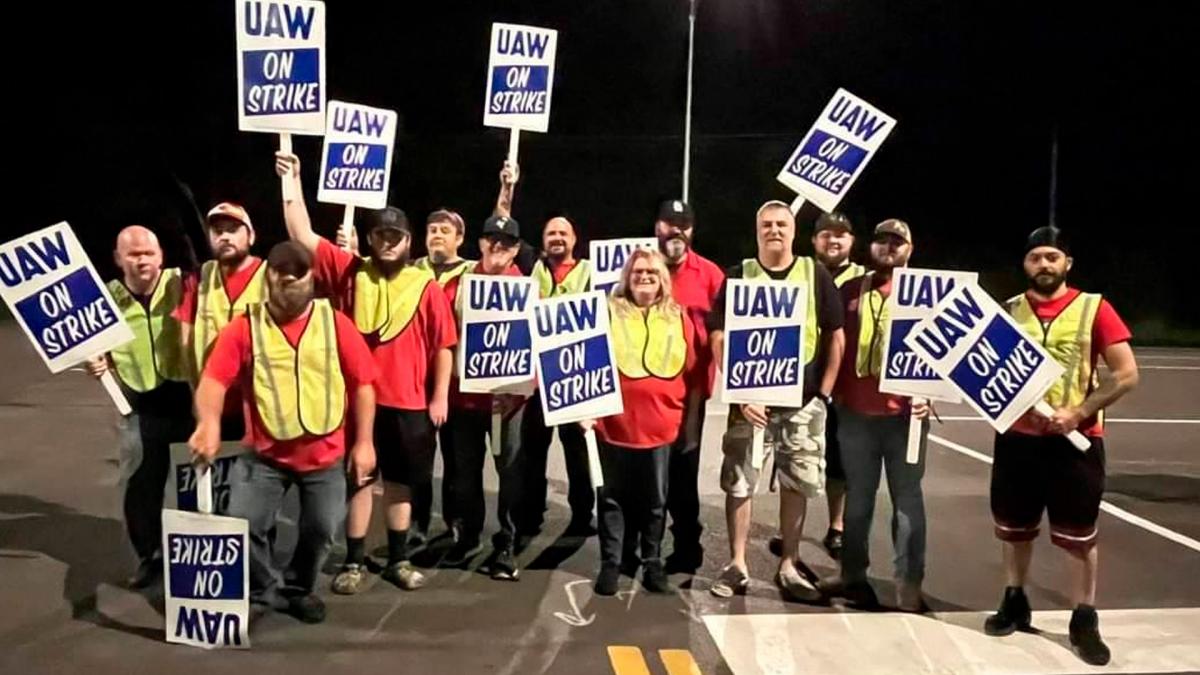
610;301;688;379
834;262;867;288
1006;292;1101;411
107;268;188;392
414;257;475;288
741;257;819;364
250;299;346;441
531;259;591;298
853;272;889;378
194;260;268;372
353;261;434;342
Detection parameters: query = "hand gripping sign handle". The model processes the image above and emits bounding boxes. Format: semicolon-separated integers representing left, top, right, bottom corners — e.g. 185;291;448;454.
279;133;295;203
340;205;356;252
490;412;503;458
1033;401;1092;452
584;428;604;490
98;371;132;416
905;397;926;465
507;129;520;167
195;464;215;516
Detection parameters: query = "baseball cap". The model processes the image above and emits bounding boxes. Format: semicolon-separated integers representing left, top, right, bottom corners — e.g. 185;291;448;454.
873;219;912;244
1025;225;1070;255
482;214;521;241
815;211;854;235
266;241;313;278
363;206;410;235
657;200;694;227
206;202;254;234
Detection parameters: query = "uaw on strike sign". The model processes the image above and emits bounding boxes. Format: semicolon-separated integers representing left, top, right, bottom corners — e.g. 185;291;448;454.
879;268;978;402
317;101;398;209
162;509;250;649
531;290;622;425
458;275;537;394
721;279;808;406
483;23;558;133
236;0;326;135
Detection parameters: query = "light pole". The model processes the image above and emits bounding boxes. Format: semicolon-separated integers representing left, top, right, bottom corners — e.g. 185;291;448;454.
682;0;697;202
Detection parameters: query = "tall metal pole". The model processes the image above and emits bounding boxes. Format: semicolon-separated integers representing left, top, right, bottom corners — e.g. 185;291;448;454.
682;0;697;202
1049;125;1059;228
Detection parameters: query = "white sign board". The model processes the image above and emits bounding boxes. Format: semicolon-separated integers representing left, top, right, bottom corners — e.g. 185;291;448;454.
0;222;133;373
162;509;250;649
236;0;327;135
531;290;623;425
166;443;250;514
588;238;658;296
776;88;896;213
903;283;1064;432
720;279;808;406
316;100;398;209
879;268;978;402
483;22;558;133
458;275;537;394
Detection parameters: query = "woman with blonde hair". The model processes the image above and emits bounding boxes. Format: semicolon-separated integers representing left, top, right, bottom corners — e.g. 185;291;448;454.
581;249;700;596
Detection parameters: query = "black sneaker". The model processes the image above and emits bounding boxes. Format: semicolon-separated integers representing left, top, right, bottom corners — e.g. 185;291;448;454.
127;556;162;590
595;564;620;596
822;528;844;560
442;538;483;568
664;546;704;574
491;547;520;581
768;535;783;557
642;561;672;594
1069;605;1111;666
286;593;327;624
984;586;1032;636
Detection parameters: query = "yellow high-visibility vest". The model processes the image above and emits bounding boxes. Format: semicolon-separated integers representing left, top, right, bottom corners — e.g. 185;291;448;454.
194;259;268;371
353;261;435;342
1006;292;1102;410
107;268;189;392
742;257;820;364
610;301;688;380
414;257;475;288
249;299;346;441
834;262;867;288
853;273;889;378
531;259;591;298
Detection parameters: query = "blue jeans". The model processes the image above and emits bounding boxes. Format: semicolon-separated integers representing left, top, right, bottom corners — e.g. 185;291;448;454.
227;452;346;606
837;407;928;584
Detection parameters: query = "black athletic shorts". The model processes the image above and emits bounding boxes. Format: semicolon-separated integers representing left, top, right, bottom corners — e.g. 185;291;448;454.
373;406;436;487
990;431;1105;551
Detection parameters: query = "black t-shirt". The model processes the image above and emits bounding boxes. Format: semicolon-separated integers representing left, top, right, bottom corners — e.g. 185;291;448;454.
707;257;844;401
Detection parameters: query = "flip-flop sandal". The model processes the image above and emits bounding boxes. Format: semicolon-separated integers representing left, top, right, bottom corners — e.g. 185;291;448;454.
710;564;750;598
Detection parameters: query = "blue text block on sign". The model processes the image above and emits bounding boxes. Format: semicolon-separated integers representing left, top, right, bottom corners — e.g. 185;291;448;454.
539;334;617;413
167;534;246;601
726;326;802;390
465;320;533;379
242;48;321;116
14;267;119;358
948;315;1046;422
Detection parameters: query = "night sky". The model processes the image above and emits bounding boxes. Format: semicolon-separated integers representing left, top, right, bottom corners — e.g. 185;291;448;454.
8;1;1196;332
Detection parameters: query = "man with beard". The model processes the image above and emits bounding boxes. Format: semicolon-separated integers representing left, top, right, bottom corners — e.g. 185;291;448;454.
190;241;378;623
982;226;1137;667
817;220;932;612
277;152;456;594
653;200;724;573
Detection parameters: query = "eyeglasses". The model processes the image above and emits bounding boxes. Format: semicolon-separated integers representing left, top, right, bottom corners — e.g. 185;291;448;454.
631;267;659;277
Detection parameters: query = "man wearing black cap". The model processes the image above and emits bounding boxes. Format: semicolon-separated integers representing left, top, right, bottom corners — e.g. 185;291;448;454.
653;199;724;573
983;226;1139;666
277;153;457;595
190;241;378;623
438;213;530;577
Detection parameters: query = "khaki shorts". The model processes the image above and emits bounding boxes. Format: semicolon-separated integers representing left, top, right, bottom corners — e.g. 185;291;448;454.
720;400;827;498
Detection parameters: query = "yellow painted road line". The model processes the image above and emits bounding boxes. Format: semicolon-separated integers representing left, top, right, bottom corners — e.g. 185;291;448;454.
607;646;651;675
660;648;702;675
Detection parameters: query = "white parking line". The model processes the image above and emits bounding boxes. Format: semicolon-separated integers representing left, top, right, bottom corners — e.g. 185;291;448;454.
937;416;1200;424
928;434;1200;554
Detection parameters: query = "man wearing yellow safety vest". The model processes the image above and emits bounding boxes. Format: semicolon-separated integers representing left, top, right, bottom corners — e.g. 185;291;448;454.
707;200;845;602
496;168;596;537
817;219;932;612
177;202;269;441
276;152;456;595
85;225;193;589
982;226;1138;667
190;242;378;624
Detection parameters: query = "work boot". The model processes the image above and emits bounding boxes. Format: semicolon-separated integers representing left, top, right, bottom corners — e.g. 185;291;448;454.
984;586;1032;636
595;564;620;596
642;561;672;594
1069;604;1112;666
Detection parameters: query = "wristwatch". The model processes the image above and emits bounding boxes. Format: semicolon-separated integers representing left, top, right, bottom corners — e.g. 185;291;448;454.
818;392;834;406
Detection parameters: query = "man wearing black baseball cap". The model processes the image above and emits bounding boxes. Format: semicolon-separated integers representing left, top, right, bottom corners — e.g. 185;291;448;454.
277;152;457;595
983;226;1139;666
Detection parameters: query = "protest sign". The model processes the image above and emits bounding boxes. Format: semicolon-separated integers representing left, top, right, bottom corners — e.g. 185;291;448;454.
458;275;537;395
879;268;978;402
236;0;326;135
483;22;558;164
317;100;398;245
588;238;658;296
166;443;249;515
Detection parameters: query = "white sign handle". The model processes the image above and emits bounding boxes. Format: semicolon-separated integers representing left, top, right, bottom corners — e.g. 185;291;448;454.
507;129;520;167
905;397;926;464
490;411;503;458
1033;401;1091;452
196;464;214;515
340;205;356;252
584;428;604;490
279;133;295;203
751;425;766;470
789;194;806;216
98;370;132;416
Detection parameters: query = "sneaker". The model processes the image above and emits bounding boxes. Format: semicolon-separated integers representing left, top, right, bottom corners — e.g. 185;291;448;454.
595;564;620;596
664;545;704;574
127;556;162;590
817;576;880;608
1069;605;1112;666
491;547;520;581
642;561;672;594
822;528;844;560
777;564;822;603
710;564;750;598
984;586;1032;636
286;593;327;624
442;538;484;568
768;535;783;557
382;561;427;590
331;563;369;595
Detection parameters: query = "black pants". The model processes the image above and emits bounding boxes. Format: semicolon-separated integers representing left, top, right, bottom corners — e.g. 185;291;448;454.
597;442;669;568
118;411;192;562
666;404;704;552
519;398;594;531
412;425;453;534
447;404;526;547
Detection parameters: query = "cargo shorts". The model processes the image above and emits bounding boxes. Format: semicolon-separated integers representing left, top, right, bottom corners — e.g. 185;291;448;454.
720;398;827;498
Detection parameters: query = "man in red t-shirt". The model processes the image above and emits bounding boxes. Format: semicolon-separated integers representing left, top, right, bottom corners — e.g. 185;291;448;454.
190;242;378;624
983;226;1139;668
654;199;724;573
277;153;457;595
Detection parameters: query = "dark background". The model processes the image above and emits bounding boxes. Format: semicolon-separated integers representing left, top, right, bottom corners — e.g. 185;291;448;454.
6;1;1196;338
